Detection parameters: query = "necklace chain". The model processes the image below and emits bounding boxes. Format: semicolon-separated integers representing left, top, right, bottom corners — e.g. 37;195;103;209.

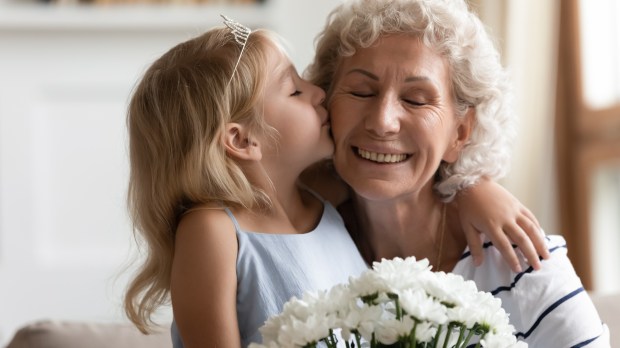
435;203;447;271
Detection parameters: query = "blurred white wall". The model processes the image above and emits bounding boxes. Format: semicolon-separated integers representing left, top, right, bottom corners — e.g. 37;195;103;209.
504;0;560;235
474;0;560;235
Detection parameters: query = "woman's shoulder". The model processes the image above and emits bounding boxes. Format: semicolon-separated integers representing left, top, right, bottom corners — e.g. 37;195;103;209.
543;233;567;250
454;232;573;290
456;233;605;346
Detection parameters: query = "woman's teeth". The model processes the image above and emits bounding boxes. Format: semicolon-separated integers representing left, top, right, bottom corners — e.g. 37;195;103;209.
357;148;408;163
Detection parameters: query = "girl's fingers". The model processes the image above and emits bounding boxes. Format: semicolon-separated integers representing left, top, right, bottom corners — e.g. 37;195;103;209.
521;206;542;230
518;214;550;260
463;224;484;266
504;222;541;271
488;227;522;273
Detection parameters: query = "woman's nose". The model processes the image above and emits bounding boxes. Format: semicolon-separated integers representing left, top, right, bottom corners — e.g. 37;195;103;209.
365;94;400;137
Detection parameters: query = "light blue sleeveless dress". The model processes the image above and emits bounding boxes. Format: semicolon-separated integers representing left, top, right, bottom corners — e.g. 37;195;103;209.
171;200;368;347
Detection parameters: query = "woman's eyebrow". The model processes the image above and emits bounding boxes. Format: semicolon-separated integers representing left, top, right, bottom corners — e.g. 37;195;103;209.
404;75;431;83
345;68;431;83
345;68;378;80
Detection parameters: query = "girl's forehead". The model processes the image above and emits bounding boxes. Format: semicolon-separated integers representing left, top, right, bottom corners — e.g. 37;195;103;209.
265;46;294;80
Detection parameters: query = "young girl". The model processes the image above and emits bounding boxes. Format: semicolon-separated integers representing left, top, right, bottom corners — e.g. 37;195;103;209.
123;18;546;348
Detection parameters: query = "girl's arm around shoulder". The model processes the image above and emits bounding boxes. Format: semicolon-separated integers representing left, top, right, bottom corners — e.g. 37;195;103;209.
170;207;240;348
455;178;549;272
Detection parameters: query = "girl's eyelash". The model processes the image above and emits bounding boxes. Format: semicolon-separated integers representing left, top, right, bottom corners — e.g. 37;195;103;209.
290;90;302;96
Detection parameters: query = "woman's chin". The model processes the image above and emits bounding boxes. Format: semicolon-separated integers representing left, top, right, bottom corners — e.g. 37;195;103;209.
343;177;414;202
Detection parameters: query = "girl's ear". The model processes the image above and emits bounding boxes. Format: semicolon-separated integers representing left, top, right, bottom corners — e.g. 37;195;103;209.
443;107;475;163
223;123;262;161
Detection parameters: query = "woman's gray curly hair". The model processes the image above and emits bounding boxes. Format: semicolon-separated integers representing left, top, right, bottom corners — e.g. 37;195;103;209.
306;0;516;201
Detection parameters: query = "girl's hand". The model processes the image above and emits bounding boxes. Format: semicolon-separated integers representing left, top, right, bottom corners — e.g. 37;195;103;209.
455;179;550;272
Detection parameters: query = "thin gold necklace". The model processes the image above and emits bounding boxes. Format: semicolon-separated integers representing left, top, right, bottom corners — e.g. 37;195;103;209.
435;203;447;272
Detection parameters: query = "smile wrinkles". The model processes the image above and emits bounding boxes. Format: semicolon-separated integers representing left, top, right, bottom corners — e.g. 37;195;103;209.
356;147;409;163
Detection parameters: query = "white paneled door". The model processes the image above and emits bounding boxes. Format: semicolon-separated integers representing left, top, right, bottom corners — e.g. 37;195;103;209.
0;22;199;345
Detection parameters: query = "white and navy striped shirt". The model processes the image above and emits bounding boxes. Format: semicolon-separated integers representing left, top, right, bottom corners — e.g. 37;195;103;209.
452;234;610;347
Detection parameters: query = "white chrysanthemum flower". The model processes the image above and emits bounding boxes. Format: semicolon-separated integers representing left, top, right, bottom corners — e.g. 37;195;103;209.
348;271;390;299
374;317;414;344
423;271;477;307
343;303;383;341
322;283;352;312
473;291;504;315
279;294;315;322
481;331;522;348
447;297;485;328
399;288;448;324
470;293;513;333
256;256;526;348
371;257;432;293
277;314;332;346
373;256;430;275
412;321;437;343
259;312;287;343
447;305;479;328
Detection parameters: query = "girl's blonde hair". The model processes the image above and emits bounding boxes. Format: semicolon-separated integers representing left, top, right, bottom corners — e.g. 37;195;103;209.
124;27;282;333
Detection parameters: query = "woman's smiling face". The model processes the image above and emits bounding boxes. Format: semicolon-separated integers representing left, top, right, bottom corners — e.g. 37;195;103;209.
328;35;465;202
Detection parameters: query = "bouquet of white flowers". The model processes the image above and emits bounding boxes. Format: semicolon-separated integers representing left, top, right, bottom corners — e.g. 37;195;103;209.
249;257;526;348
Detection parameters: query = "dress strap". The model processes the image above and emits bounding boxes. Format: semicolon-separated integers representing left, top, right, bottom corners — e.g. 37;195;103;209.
223;207;242;232
183;205;242;232
297;182;325;203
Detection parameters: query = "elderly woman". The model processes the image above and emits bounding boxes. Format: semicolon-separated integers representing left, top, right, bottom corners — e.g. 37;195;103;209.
306;0;609;346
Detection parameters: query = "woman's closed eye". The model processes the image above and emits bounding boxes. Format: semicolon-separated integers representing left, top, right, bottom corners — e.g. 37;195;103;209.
290;90;302;97
349;91;426;106
403;98;426;106
350;91;374;98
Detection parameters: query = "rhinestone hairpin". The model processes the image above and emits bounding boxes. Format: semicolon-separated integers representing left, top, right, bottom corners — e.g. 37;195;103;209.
221;14;252;84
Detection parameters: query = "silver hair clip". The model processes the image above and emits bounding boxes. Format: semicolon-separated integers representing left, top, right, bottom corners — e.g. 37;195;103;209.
221;14;252;84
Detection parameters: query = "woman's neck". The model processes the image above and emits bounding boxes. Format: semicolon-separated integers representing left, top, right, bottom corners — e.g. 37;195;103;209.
349;190;467;272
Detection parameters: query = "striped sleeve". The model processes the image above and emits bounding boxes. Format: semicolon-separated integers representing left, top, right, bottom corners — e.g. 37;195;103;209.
454;235;610;347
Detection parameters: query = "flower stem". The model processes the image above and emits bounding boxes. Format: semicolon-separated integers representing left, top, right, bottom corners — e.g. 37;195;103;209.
461;325;477;347
455;325;466;348
443;323;454;348
432;325;443;348
410;321;417;347
355;332;362;348
474;331;487;348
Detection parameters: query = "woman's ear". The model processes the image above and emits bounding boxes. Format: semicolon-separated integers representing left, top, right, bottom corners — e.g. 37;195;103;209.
223;123;262;161
443;107;475;163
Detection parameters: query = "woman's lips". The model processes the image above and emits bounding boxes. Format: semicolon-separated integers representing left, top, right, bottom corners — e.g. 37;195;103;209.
354;147;410;163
